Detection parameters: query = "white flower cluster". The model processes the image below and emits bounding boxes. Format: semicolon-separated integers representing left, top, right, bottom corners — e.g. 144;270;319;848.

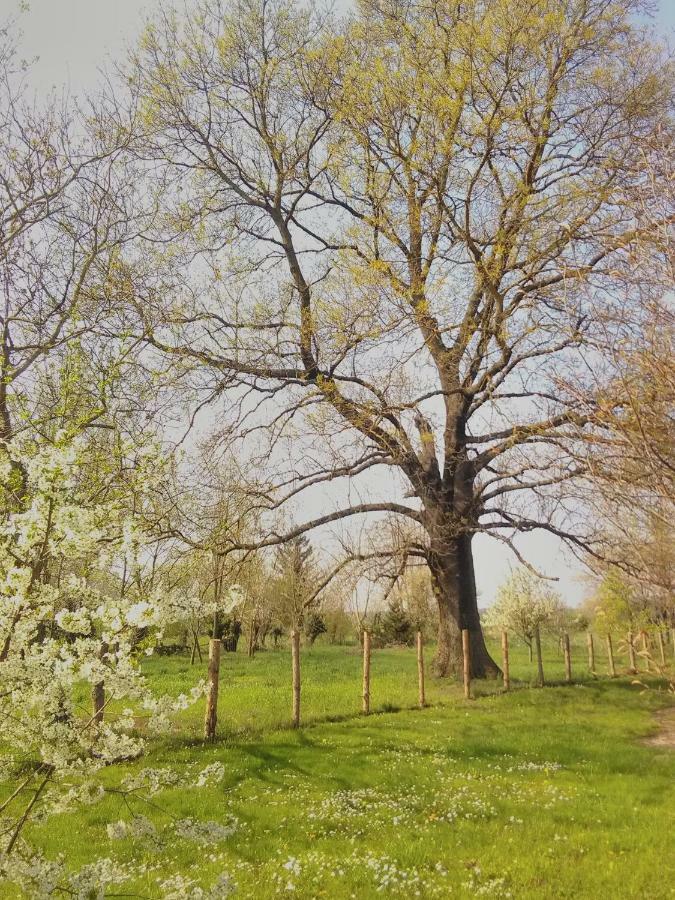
121;766;182;796
0;846;131;900
195;761;226;787
106;815;160;846
155;581;245;630
174;816;239;844
160;872;237;899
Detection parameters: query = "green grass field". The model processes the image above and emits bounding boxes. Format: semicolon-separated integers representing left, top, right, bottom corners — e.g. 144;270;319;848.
4;637;675;898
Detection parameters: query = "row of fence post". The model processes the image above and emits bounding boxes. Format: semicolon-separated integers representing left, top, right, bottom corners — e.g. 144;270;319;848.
202;626;675;739
291;629;444;731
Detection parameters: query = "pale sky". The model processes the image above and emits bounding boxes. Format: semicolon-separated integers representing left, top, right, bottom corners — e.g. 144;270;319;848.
6;0;673;607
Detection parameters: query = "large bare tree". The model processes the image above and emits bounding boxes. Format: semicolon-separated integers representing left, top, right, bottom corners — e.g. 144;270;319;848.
120;0;672;675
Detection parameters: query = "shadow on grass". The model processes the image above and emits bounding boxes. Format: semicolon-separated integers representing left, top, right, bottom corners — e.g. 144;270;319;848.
134;673;674;781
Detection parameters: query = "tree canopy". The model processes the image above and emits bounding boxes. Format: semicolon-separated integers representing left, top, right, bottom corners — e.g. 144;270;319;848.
111;0;673;673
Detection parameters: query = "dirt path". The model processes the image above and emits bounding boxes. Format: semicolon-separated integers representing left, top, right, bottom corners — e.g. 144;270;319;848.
643;706;675;749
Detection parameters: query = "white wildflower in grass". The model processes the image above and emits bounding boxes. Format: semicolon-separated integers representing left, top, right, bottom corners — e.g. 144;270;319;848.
516;760;563;772
464;868;513;899
283;857;301;877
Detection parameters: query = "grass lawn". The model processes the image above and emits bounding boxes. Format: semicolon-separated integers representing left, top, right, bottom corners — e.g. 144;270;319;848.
3;638;674;898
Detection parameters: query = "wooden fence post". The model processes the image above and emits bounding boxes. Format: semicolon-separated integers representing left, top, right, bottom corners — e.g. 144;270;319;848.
204;638;221;741
641;632;650;672
627;631;637;673
362;630;371;714
291;630;301;728
587;632;595;673
501;630;510;692
462;629;471;699
563;633;572;683
416;631;425;708
606;633;616;677
534;625;544;687
657;630;666;667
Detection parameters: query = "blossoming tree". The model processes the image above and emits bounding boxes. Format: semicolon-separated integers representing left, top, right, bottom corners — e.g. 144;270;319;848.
0;435;217;888
482;568;562;684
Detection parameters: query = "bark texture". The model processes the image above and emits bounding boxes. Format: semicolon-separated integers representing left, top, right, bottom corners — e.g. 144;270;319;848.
429;535;500;678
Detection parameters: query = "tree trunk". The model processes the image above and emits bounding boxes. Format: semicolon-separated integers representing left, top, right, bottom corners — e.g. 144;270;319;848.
563;633;572;683
534;625;545;687
190;626;202;665
462;629;472;699
248;621;260;658
429;535;500;679
431;553;462;677
606;633;616;677
291;630;300;727
91;641;108;725
459;534;500;678
587;632;595;672
92;681;105;725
